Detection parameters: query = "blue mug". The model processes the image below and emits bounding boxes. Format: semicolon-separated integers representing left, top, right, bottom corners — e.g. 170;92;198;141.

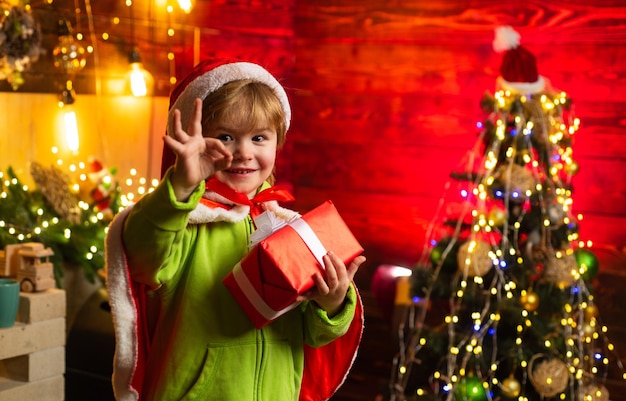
0;279;20;328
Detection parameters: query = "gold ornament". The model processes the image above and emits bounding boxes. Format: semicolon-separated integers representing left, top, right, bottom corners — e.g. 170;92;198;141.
457;239;493;277
520;290;539;311
488;207;507;226
583;322;595;339
528;355;569;398
495;164;535;197
501;375;521;398
541;250;578;288
584;304;599;320
582;384;609;401
546;202;565;226
564;160;579;175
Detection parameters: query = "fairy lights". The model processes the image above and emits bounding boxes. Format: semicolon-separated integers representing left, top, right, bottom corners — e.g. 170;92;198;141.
0;150;158;285
389;84;624;401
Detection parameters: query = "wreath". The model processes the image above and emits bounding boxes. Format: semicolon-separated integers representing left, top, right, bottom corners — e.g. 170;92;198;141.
0;1;42;89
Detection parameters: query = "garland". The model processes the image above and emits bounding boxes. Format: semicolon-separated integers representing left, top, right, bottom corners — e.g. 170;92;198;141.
0;162;121;286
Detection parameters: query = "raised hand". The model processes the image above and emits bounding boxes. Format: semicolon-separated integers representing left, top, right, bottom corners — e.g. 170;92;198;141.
164;98;233;201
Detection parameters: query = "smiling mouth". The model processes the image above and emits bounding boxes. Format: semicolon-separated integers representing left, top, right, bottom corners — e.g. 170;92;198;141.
226;168;256;175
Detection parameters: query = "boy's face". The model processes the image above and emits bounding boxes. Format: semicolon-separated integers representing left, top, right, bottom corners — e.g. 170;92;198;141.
207;123;277;198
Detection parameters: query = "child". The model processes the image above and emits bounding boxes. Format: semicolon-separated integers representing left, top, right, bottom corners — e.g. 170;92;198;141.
105;59;366;401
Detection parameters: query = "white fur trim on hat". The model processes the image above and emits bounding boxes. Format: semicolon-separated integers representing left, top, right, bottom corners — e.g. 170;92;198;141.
496;75;546;95
167;62;291;137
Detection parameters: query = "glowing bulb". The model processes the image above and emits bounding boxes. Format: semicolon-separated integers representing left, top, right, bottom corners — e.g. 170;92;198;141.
178;0;193;13
127;49;154;97
63;109;80;152
129;64;148;96
58;80;80;152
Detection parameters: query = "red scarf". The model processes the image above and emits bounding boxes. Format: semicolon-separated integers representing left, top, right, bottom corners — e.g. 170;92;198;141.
202;177;294;218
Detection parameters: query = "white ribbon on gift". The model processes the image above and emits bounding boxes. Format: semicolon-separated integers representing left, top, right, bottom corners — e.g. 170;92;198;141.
249;210;291;248
234;214;329;322
288;218;327;268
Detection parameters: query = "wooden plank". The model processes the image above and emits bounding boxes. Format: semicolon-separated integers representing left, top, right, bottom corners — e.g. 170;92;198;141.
572;156;626;216
289;128;626;217
290;141;469;195
292;41;626;102
290;95;626;160
193;1;294;33
290;91;484;146
293;42;494;95
295;1;626;44
577;214;626;250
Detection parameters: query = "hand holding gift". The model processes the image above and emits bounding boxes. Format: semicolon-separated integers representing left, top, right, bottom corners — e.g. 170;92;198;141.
300;251;365;317
223;200;365;328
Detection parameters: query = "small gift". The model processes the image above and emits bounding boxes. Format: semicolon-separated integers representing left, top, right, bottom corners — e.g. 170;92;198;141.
223;200;363;328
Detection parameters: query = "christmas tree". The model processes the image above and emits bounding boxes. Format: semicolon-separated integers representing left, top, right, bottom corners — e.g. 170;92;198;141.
387;27;624;401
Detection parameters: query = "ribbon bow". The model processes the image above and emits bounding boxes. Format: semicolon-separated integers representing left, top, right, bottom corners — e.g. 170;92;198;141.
204;177;295;218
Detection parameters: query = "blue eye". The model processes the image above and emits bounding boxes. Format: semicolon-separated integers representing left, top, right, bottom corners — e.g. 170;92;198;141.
216;134;232;141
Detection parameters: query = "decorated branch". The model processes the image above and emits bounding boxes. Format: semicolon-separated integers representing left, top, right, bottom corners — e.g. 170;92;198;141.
0;159;123;286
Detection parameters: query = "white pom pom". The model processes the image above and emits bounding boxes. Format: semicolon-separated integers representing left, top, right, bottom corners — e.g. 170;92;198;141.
493;26;520;53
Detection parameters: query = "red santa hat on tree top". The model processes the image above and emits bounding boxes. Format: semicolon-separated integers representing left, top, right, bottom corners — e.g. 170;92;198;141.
161;58;291;178
493;26;545;94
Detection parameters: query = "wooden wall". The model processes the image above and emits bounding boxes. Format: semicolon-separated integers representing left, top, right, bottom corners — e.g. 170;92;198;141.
2;1;626;400
288;1;626;399
10;0;625;265
0;93;168;187
290;0;626;267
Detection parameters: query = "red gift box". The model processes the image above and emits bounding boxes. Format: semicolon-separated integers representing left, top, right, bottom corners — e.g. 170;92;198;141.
223;200;364;328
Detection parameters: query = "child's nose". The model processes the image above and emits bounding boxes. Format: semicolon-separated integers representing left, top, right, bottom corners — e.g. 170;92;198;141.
233;141;253;159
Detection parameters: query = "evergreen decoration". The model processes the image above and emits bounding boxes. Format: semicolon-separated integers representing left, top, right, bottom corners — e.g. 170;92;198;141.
387;75;624;401
0;162;123;286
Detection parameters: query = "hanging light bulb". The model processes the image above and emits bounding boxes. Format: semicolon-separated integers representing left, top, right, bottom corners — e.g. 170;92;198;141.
127;48;154;97
58;80;80;153
125;0;153;96
177;0;193;13
53;19;86;74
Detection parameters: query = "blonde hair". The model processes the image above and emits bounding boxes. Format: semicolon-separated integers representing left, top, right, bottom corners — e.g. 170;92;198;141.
201;79;287;185
201;79;287;147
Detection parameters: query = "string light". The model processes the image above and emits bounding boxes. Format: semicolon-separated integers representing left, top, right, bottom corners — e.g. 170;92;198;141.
126;0;153;96
58;80;80;153
177;0;193;13
388;86;625;401
0;158;157;248
127;47;154;96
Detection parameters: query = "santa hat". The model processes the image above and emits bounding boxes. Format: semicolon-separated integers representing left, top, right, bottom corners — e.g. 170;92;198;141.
493;26;545;94
161;59;291;177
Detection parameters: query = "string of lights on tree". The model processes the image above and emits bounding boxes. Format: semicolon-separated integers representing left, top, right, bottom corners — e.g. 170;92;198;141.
386;27;626;401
